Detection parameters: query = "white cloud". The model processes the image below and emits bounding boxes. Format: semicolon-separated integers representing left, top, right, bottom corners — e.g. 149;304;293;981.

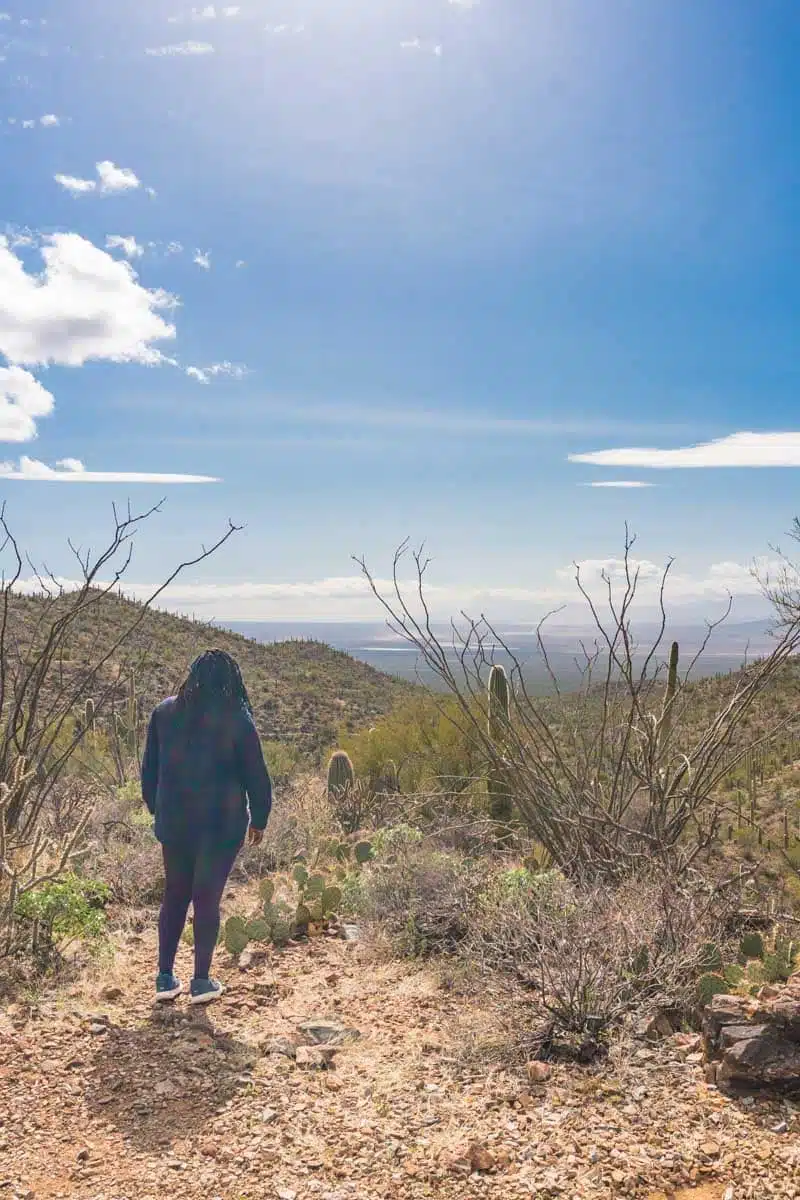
193;249;211;269
146;40;215;56
166;241;184;255
186;361;246;384
0;13;11;20
96;160;141;193
0;232;176;371
105;234;145;259
191;4;216;17
0;367;54;442
265;24;304;34
569;432;800;470
0;456;219;483
235;259;246;268
448;0;479;6
21;119;35;128
54;173;97;195
55;161;143;197
18;553;778;621
39;113;59;126
222;5;240;14
580;480;655;489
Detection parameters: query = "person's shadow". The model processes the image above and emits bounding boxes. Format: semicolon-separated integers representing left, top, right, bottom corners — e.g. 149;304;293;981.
83;1004;258;1151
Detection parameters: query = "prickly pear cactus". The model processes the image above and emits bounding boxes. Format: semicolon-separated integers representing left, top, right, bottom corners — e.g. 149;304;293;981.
697;972;728;1006
259;878;275;903
354;841;373;865
224;915;250;956
322;886;342;915
739;932;765;961
246;918;271;943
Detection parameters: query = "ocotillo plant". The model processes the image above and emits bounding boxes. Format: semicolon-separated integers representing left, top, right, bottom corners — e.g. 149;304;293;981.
487;663;513;826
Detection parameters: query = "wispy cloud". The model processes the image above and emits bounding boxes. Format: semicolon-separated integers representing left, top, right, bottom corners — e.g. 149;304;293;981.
146;40;214;56
569;431;800;470
106;234;145;259
186;361;246;384
400;38;443;56
265;24;305;35
55;161;142;196
193;249;211;269
54;173;96;195
449;0;479;5
34;554;777;621
39;112;59;126
0;456;219;483
580;480;655;489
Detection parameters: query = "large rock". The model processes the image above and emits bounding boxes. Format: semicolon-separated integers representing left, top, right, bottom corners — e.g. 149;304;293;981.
703;974;800;1091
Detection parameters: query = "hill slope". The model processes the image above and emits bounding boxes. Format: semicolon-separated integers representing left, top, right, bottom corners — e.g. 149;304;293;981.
6;592;414;758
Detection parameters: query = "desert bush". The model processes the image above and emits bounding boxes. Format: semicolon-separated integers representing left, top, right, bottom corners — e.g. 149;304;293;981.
358;533;800;881
464;866;743;1038
352;838;490;958
13;872;110;964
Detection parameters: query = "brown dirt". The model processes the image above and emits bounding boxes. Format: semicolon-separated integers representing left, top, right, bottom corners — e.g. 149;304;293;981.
2;898;800;1199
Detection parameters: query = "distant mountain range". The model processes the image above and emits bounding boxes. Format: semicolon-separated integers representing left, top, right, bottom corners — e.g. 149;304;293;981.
221;617;782;689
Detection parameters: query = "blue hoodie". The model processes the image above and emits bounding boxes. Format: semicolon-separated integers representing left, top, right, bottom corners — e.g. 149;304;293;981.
141;696;272;849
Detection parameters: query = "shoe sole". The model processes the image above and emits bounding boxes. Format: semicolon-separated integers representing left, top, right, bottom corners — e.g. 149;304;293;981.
189;985;225;1005
155;986;182;1002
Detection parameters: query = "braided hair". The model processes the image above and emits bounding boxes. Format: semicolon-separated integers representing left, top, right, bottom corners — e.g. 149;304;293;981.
176;649;253;718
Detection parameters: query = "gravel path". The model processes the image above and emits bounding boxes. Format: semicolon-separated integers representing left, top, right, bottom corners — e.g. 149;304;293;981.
2;896;800;1199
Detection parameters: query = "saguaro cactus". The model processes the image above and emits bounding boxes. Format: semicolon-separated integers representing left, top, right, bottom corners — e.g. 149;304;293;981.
659;641;679;755
487;664;513;826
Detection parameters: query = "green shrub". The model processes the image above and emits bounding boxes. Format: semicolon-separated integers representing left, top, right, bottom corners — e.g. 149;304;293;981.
697;973;728;1006
14;873;110;960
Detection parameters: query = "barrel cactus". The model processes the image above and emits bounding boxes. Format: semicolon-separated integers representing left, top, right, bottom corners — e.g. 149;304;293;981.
327;751;355;798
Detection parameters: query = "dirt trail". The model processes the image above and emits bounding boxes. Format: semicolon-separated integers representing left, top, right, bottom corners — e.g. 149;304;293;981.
2;894;800;1199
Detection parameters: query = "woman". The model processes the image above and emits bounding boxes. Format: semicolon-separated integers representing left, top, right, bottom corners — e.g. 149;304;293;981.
141;649;272;1005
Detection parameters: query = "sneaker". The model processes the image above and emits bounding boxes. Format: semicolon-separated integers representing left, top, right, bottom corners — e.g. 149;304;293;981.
155;971;182;1002
189;977;225;1006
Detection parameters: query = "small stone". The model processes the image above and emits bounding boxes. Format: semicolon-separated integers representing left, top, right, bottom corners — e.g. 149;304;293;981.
261;1036;297;1059
771;1120;788;1134
526;1061;552;1085
276;1189;297;1200
700;1141;720;1158
88;1023;109;1036
260;1107;278;1124
469;1144;496;1173
296;1044;335;1069
76;1148;90;1163
99;986;123;1003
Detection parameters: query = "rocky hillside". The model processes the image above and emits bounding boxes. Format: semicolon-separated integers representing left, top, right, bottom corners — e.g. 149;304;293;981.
6;591;413;759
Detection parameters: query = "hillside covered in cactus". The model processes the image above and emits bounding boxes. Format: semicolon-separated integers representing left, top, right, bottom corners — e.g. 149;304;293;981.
4;589;414;759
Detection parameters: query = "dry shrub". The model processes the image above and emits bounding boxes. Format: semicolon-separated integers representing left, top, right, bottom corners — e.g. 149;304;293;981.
234;775;338;880
354;834;490;958
466;865;743;1039
80;784;162;906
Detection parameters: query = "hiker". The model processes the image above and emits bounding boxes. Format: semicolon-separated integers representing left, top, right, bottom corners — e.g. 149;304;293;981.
141;649;272;1005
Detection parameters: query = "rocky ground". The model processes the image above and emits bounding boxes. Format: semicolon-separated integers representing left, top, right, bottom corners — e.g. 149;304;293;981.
2;890;800;1200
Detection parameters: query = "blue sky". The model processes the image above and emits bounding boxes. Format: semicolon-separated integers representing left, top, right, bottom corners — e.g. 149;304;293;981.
1;0;799;622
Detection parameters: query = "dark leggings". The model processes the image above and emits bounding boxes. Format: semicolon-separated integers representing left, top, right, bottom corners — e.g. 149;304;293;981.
158;840;242;980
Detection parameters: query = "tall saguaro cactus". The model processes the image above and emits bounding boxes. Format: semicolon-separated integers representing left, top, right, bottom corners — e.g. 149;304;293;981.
658;641;680;758
487;664;513;827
